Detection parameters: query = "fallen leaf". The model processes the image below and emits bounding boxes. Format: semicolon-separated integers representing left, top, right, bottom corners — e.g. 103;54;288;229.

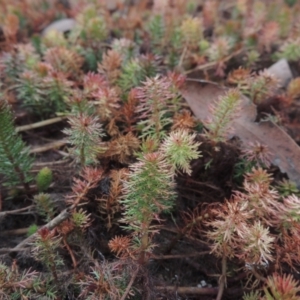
42;18;76;36
267;58;293;88
181;79;300;187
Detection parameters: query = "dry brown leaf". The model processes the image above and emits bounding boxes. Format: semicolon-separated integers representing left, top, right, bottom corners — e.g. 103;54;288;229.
181;80;300;187
267;58;292;89
42;18;76;36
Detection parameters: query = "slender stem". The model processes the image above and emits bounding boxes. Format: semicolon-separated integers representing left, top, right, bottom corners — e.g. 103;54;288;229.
80;145;85;167
216;254;227;300
120;266;139;300
139;231;149;264
63;237;77;268
178;46;187;68
251;267;267;283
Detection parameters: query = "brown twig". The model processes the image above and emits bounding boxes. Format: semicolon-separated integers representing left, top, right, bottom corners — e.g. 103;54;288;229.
0;247;28;254
120;266;140;300
0;205;34;218
178;46;187;69
155;285;218;295
12;207;72;251
16;117;67;132
151;251;210;260
0;227;30;236
32;159;67;167
29;140;68;154
216;255;227;300
62;236;77;268
251;267;267;283
184;48;244;75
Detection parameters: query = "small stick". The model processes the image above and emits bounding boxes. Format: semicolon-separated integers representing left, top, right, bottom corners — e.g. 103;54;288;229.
0;228;30;236
216;255;227;300
151;251;210;260
12;207;72;251
155;286;218;295
16;117;67;132
184;48;244;75
0;205;34;218
120;266;140;300
29;140;68;154
178;46;187;69
32;160;67;167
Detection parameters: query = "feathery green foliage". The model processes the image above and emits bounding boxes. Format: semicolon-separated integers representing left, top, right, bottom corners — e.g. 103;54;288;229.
33;193;55;222
43;71;72;113
0;262;41;300
63;114;105;166
243;291;261;300
2;1;300;298
161;130;201;175
147;14;165;54
121;152;176;233
0;99;33;191
275;38;300;61
121;130;201;261
136;76;174;140
264;273;300;300
117;59;146;96
32;227;64;293
0;51;23;84
17;71;46;114
204;89;241;143
111;38;136;63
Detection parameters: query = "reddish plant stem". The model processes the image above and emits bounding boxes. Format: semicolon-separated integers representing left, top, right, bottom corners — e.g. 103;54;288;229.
216;254;227;300
120;266;139;300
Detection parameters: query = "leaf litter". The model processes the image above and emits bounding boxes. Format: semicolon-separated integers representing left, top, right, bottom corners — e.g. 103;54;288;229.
181;79;300;187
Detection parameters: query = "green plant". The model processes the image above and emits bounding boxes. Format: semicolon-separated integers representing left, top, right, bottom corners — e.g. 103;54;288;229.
277;179;300;197
117;59;146;97
121;130;200;263
147;14;165;54
0;51;23;85
263;273;300;300
0;261;41;300
136;75;174;139
33;193;55;222
31;227;64;295
0;99;33;192
160;129;201;175
248;70;279;105
243;290;261;300
180;16;202;50
136;73;184;140
275;38;300;61
3;0;300;298
36;167;53;192
203;89;241;143
121;151;176;262
77;262;129;300
16;70;46;114
27;224;38;236
63;113;105;166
